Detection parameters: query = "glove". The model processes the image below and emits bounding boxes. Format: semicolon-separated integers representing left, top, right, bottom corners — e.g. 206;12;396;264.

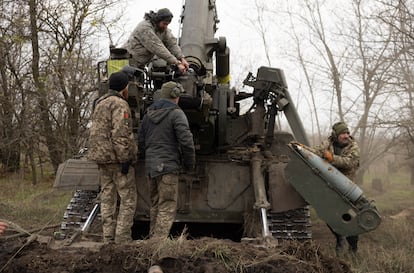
120;161;131;175
323;150;333;162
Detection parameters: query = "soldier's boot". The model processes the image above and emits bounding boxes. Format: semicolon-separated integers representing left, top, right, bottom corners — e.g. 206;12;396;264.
347;235;359;254
335;236;346;256
148;265;163;273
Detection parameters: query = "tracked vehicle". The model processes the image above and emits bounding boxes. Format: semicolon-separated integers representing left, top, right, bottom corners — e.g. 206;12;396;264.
54;0;380;242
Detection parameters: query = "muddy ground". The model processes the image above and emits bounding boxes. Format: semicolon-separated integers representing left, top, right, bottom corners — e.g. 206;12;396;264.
0;223;352;273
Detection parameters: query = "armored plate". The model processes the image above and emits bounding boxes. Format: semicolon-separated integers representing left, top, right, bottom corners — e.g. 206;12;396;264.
54;159;100;191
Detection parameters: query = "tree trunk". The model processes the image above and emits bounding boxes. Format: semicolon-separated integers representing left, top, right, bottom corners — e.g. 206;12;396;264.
0;37;21;172
29;143;38;185
28;0;61;172
0;146;20;172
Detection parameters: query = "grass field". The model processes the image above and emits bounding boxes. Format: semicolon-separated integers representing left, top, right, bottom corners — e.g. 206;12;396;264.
319;171;414;273
0;169;413;273
0;173;72;229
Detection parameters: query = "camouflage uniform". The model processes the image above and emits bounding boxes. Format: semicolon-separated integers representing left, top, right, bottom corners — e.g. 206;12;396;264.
313;134;360;254
138;83;195;239
124;19;184;69
88;90;138;243
313;136;360;180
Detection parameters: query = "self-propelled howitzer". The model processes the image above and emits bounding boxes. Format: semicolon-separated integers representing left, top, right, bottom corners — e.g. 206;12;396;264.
54;0;380;242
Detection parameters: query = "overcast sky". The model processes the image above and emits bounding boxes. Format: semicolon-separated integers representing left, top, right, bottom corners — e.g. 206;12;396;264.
117;0;283;86
122;0;250;48
113;0;316;127
113;0;346;132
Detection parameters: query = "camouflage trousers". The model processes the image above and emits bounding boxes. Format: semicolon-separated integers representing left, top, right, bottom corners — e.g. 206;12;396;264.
99;163;137;243
149;173;179;239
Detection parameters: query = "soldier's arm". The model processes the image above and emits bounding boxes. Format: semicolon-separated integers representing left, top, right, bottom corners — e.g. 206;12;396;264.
111;102;133;163
312;140;330;157
163;29;185;60
138;27;179;65
332;143;360;171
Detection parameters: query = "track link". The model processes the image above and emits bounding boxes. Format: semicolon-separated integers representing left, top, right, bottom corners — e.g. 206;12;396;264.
56;190;100;240
268;206;312;240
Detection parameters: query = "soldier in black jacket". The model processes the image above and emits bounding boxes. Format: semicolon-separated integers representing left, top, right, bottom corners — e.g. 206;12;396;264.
138;81;195;239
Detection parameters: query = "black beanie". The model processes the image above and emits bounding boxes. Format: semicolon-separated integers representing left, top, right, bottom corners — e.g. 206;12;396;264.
109;71;128;92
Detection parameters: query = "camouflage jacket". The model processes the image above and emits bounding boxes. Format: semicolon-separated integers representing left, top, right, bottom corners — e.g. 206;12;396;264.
87;91;138;164
138;99;195;178
313;136;360;180
125;19;184;68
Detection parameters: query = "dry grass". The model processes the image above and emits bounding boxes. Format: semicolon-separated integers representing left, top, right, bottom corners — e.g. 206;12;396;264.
0;169;413;273
0;173;72;230
333;171;414;273
337;217;413;273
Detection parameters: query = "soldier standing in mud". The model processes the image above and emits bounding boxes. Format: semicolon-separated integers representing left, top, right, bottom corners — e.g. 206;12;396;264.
87;71;138;244
138;81;195;240
313;121;361;255
124;8;189;75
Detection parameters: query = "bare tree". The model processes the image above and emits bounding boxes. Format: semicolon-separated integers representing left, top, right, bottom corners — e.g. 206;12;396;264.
27;0;123;173
0;0;125;184
377;0;414;184
0;1;32;174
282;1;346;141
249;0;273;67
251;0;410;184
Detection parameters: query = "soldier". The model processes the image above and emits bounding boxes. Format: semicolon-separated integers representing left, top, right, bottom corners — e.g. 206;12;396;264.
313;121;360;255
87;71;138;243
124;8;189;74
138;81;195;239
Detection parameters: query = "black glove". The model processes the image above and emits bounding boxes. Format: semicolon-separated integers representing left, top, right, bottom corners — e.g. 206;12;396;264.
120;161;131;175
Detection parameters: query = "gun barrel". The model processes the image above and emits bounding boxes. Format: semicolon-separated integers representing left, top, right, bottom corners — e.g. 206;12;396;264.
180;0;218;63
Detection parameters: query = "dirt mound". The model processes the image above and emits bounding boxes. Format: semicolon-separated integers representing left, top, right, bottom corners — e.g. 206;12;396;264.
0;236;352;273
